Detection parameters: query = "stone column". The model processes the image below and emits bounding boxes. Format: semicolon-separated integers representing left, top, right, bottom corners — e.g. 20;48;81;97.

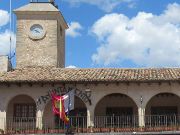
36;107;43;129
87;105;95;129
138;107;145;127
0;111;6;131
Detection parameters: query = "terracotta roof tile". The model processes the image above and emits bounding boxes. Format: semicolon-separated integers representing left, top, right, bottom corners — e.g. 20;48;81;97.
0;67;180;83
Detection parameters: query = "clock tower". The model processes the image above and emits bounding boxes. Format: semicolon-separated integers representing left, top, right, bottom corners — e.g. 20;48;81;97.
14;1;68;68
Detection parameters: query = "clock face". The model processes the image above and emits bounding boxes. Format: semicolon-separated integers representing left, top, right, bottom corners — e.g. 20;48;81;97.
29;24;46;40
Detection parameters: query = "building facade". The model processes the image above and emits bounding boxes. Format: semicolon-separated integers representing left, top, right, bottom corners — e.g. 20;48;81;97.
0;1;180;134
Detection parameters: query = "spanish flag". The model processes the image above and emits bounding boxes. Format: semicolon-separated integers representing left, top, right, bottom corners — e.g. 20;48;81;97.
52;93;69;124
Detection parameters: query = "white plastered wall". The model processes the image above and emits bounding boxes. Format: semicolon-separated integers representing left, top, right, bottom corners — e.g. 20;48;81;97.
0;82;180;129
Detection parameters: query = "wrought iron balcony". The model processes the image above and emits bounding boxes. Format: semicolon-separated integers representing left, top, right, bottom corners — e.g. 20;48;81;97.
2;115;180;134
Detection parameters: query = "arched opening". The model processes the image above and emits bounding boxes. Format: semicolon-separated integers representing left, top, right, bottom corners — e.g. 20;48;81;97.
145;93;180;127
94;93;138;128
43;96;87;130
6;95;36;131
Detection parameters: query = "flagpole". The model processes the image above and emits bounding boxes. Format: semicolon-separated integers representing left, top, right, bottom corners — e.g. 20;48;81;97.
66;91;70;133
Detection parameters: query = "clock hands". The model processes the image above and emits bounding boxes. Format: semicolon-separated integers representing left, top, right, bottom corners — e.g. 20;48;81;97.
30;24;44;39
35;29;40;33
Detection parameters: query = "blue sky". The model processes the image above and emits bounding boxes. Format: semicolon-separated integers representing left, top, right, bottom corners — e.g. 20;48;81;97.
0;0;180;68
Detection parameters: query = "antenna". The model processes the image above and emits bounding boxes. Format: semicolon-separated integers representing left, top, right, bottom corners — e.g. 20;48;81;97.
9;0;12;59
9;0;14;69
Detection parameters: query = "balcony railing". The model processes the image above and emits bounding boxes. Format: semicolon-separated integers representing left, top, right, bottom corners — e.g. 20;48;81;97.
5;116;87;134
1;115;180;134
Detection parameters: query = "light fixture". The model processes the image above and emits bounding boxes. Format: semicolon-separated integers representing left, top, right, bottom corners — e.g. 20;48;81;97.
140;96;143;104
85;89;91;98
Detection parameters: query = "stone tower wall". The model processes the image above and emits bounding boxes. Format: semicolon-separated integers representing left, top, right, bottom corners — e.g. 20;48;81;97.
57;20;65;68
16;14;60;68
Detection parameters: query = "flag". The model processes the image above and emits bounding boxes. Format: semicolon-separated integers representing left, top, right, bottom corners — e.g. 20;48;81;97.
63;90;75;113
52;93;69;124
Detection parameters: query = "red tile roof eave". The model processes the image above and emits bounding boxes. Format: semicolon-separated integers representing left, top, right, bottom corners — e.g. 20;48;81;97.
1;67;180;84
0;79;180;85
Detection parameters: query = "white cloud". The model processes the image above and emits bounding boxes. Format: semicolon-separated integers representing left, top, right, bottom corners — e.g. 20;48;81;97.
0;10;9;27
63;0;134;12
66;65;77;68
0;30;16;56
91;3;180;67
0;10;16;56
66;22;83;38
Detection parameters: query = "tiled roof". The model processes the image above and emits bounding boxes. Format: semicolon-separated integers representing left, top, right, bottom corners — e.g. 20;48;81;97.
14;3;68;29
0;67;180;83
14;3;59;12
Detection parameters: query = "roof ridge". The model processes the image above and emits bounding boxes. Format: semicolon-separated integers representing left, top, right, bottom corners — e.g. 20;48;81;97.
13;67;180;70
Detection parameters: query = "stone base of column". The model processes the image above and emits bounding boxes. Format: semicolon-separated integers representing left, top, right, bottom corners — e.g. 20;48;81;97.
138;108;145;127
36;110;43;130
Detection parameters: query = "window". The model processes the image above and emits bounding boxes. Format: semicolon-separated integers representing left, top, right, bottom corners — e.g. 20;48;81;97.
151;106;177;115
60;26;63;36
14;104;36;122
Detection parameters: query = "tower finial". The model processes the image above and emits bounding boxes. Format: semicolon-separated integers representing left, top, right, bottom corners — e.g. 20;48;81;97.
49;0;55;6
49;0;55;3
49;0;58;8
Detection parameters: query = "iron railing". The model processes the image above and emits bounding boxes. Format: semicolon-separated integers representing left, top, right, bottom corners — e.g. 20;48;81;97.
94;115;138;128
94;115;139;132
144;115;180;132
5;116;87;134
2;115;180;134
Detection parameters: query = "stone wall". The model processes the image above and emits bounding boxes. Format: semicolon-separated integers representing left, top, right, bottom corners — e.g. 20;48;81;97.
15;13;65;68
16;18;58;68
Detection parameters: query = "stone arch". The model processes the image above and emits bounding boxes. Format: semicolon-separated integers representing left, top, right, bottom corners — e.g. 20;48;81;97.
92;88;139;110
94;93;139;128
142;88;180;109
145;92;180;115
42;96;87;129
5;93;37;112
6;95;37;130
6;94;37;118
95;93;138;116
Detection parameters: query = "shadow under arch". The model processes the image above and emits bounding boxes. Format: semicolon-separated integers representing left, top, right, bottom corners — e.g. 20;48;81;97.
42;96;87;129
145;92;180;116
95;93;138;116
94;93;139;128
6;95;37;130
7;94;36;118
144;92;180;127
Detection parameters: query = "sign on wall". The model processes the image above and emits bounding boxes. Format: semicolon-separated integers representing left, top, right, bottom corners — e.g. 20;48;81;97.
36;86;92;106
